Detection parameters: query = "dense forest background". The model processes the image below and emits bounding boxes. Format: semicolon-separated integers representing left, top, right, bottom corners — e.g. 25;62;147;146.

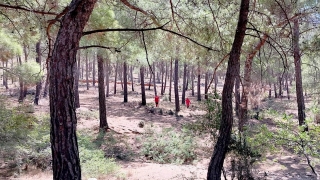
0;0;320;179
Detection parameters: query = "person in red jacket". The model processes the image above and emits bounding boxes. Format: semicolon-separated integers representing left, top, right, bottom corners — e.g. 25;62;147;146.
186;98;191;108
155;95;160;107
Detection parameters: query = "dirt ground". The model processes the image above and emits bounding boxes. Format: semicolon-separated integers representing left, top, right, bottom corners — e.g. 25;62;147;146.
1;79;320;180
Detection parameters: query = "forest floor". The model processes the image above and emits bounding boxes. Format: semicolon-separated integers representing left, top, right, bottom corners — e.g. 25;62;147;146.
1;79;320;180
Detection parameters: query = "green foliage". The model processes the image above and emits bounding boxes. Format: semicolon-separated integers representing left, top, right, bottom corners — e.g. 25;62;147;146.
0;96;37;142
141;127;197;164
12;61;43;85
78;133;122;179
0;30;22;61
184;93;222;137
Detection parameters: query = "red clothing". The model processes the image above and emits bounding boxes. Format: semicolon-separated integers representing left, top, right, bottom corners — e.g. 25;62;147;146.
186;98;191;108
155;96;160;107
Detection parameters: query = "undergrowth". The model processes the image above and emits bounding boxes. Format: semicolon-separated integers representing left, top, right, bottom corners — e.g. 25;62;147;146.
140;126;197;164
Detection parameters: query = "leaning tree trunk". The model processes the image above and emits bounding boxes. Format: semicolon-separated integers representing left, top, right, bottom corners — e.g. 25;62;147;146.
140;66;146;106
97;53;109;131
207;0;249;179
181;62;187;105
239;34;267;132
123;61;128;102
293;17;307;131
174;59;180;112
49;1;97;179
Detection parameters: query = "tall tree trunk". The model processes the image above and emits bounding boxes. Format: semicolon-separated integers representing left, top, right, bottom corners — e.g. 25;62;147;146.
161;62;165;95
293;18;307;130
105;59;110;97
153;63;157;96
182;62;187;105
205;71;209;100
17;56;24;102
174;59;180;112
119;66;123;90
197;62;201;101
92;54;96;87
191;66;195;96
81;64;84;79
278;75;282;99
49;1;97;179
214;72;218;93
3;61;8;89
123;61;128;102
43;65;49;98
131;66;134;91
86;52;89;90
97;53;109;131
286;72;290;99
207;0;249;179
34;40;42;105
169;59;173;102
74;52;80;108
148;70;152;90
162;62;168;95
235;76;240;117
140;66;146;105
239;34;267;132
114;62;118;94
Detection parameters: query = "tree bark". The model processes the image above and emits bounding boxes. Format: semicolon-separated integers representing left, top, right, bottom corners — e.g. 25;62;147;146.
205;71;209;100
97;53;109;131
140;66;146;105
17;56;24;102
239;34;267;132
235;76;240;117
161;62;165;95
191;66;195;96
182;62;187;105
114;62;118;94
49;1;97;179
293;17;307;130
153;63;157;96
105;59;110;97
74;51;80;108
92;53;96;87
123;61;128;102
169;59;173;102
207;0;249;179
34;40;42;105
85;52;89;90
174;59;180;112
130;66;134;91
197;62;201;101
2;61;8;89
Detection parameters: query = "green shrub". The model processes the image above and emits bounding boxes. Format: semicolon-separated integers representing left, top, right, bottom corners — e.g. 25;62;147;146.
12;61;43;85
141;127;197;164
78;133;122;179
184;92;222;137
0;96;37;143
